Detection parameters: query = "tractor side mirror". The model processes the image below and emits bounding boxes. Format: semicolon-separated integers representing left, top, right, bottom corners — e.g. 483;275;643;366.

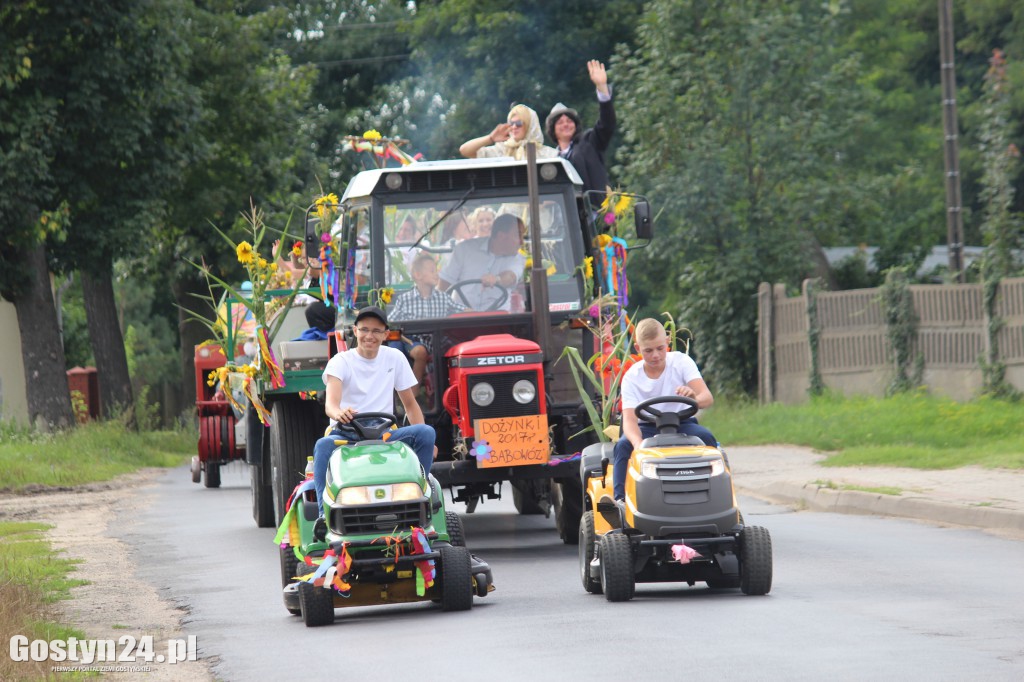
634;200;652;240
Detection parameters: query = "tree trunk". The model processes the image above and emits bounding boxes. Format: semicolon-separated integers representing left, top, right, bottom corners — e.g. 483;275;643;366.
80;268;135;428
14;243;74;431
174;272;212;422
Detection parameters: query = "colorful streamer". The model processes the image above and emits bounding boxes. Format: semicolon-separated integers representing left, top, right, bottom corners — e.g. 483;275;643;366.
410;527;436;596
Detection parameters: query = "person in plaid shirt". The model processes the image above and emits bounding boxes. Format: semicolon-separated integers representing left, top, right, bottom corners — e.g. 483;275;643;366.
388;253;465;385
390;253;466;322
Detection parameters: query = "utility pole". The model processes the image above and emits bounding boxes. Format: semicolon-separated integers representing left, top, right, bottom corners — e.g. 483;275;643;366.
938;0;965;282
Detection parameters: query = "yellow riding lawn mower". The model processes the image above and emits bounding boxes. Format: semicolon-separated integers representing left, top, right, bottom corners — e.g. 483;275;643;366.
579;396;772;601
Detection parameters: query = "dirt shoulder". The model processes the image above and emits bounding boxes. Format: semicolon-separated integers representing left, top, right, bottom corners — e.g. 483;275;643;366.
0;470;214;681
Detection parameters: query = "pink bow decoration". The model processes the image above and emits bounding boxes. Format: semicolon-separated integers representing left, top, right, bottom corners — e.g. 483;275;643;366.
671;543;700;564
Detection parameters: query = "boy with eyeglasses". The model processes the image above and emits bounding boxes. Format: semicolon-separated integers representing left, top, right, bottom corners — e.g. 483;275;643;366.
310;305;436;511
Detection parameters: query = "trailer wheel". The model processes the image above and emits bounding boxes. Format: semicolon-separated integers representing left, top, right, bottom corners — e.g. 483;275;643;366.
552;476;583;545
251;440;274;528
203;461;221;489
247;404;274;527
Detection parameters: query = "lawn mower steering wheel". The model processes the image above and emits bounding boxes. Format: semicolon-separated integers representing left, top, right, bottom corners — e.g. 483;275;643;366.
448;278;509;311
634;395;699;431
346;412;398;441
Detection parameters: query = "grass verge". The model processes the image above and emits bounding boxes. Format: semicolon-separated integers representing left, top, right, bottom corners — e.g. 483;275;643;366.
701;392;1024;470
811;479;903;496
0;420;193;491
1;420;193;679
0;522;91;681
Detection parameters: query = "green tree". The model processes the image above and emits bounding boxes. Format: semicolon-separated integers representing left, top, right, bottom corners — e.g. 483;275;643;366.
613;0;875;395
405;0;645;158
35;0;199;425
1;2;75;430
976;49;1022;396
157;1;319;408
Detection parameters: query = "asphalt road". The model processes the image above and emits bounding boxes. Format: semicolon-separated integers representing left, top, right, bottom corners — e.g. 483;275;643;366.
117;463;1024;682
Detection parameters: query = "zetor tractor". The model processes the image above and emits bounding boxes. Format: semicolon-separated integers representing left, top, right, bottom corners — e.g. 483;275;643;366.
291;154;654;545
579;396;773;602
278;413;493;627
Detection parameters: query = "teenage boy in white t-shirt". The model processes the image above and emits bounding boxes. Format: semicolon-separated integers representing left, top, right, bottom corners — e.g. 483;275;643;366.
311;306;436;510
612;318;716;501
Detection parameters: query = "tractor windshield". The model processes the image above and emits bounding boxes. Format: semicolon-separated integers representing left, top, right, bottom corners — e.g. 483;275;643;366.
369;193;583;320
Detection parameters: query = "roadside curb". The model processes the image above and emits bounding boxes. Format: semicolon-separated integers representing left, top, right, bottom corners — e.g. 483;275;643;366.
737;481;1024;534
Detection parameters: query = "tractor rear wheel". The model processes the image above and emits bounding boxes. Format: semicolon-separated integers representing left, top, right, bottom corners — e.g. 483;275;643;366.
445;510;466;547
511;479;548;515
552;476;583;545
269;397;326;525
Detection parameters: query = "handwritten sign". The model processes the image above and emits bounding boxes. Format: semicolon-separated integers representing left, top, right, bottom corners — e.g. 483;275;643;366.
473;415;550;468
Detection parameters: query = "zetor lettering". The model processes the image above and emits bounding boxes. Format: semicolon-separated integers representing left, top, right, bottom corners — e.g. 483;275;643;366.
474;355;526;366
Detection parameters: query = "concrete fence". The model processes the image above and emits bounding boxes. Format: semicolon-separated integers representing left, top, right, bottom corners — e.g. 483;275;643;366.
757;277;1024;403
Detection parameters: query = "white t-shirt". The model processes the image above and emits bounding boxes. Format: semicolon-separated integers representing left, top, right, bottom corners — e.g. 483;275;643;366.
322;346;417;424
620;352;703;415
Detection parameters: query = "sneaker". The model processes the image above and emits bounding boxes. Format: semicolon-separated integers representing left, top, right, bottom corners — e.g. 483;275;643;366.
313;517;327;542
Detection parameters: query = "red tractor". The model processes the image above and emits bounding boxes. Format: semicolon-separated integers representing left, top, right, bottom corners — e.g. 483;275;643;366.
191;342;246;488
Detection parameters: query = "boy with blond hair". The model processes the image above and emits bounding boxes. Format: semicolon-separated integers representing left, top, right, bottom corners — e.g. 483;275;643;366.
612;318;716;501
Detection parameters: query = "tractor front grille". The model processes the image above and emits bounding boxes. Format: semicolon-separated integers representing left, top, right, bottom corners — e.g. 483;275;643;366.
329;501;428;535
467;371;540;422
658;460;713;504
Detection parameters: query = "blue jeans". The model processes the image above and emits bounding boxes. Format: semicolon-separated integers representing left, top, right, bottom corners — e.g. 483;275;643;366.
612;418;716;500
313;423;435;511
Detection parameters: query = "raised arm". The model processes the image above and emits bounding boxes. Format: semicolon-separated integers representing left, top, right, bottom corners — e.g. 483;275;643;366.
587;60;616;150
459;123;511;158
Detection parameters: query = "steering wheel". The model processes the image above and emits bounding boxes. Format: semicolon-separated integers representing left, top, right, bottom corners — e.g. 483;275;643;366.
447;278;509;312
634;396;699;433
344;412;398;441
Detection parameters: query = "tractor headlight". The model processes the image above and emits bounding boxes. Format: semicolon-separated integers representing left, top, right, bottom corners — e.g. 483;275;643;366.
392;482;425;501
339;486;370;505
338;482;425;505
511;379;536;404
471;382;495;406
640;457;725;479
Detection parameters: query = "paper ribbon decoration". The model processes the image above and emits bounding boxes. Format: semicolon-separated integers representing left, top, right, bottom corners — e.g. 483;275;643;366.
273;479;316;549
546;452;582;466
409;527;436;596
242;377;271;426
318;240;344;313
600;237;629;312
342;138;423;166
256;326;285;390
